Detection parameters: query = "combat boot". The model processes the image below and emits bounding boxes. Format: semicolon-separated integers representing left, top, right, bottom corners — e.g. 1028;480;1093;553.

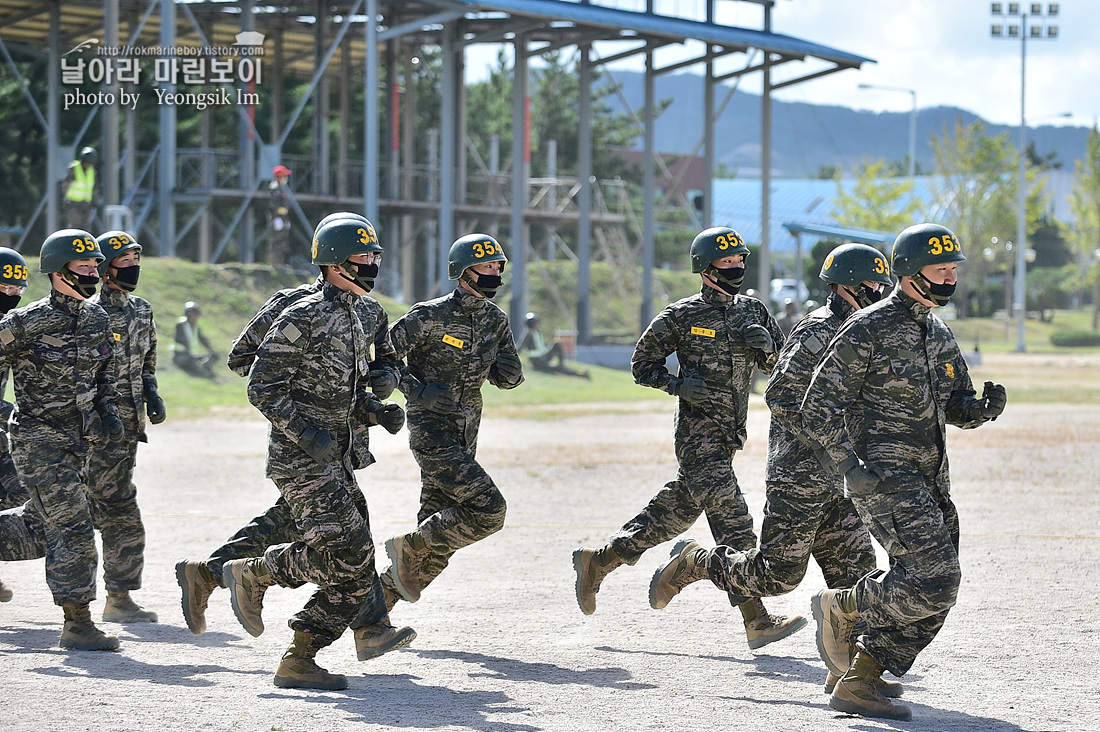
274;631;348;690
649;538;709;609
572;544;626;615
811;588;860;674
175;559;219;634
353;615;417;661
739;598;808;650
103;591;158;623
385;532;430;603
825;670;903;698
829;651;911;720
0;577;12;602
59;603;120;651
224;557;275;637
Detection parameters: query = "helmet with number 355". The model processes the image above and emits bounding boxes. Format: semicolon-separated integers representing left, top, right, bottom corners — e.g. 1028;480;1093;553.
0;247;28;289
39;228;104;274
311;217;382;266
891;223;965;277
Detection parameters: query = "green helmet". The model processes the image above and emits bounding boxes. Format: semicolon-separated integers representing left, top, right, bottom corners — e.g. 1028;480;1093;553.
891;223;965;277
448;233;507;280
689;227;749;274
39;228;104;274
311;218;382;266
819;243;893;287
95;230;142;276
0;247;28;288
313;211;369;239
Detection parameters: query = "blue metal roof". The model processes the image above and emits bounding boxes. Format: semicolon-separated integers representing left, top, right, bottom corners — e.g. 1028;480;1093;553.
711;177;950;254
453;0;874;67
784;223;895;246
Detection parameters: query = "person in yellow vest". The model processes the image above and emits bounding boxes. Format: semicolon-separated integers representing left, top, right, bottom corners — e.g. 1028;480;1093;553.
63;148;101;230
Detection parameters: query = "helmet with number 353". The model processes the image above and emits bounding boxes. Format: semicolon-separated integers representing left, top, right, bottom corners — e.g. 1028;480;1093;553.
891;223;965;277
311;217;382;266
95;230;142;277
39;228;104;274
690;226;749;274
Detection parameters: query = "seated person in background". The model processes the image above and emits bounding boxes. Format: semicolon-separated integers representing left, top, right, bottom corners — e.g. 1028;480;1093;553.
519;313;590;379
173;301;219;380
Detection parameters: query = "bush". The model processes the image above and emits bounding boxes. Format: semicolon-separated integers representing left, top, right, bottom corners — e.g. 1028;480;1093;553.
1050;330;1100;347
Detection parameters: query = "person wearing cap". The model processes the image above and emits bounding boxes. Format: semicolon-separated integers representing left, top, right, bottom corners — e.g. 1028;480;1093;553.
268;165;293;267
518;312;590;379
62;147;101;230
86;231;164;624
172;301;218;379
0;229;123;652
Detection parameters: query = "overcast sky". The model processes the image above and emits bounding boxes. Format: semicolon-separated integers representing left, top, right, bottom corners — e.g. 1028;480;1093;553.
466;0;1098;130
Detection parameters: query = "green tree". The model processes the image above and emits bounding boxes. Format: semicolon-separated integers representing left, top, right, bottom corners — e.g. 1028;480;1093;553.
831;157;922;234
1067;126;1100;328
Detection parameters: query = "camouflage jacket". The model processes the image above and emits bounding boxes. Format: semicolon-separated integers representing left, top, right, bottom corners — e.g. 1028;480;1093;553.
632;285;784;449
89;287;157;442
802;287;991;496
248;281;371;477
0;289;119;452
391;287;523;422
764;292;853;489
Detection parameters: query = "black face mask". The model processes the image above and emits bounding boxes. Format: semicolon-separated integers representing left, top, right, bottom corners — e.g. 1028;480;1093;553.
915;274;956;307
0;292;21;313
852;283;885;309
464;271;503;299
64;268;100;298
110;265;141;292
707;265;745;296
339;260;379;293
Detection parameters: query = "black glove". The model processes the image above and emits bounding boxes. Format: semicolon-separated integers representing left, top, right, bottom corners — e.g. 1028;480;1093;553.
743;324;774;353
298;426;339;464
410;382;457;414
145;389;167;425
102;414;124;442
374;402;405;434
495;351;523;383
838;456;886;498
980;381;1007;421
668;376;710;404
369;368;398;399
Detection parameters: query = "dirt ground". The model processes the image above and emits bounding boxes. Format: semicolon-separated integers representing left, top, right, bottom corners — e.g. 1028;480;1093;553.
1;395;1097;732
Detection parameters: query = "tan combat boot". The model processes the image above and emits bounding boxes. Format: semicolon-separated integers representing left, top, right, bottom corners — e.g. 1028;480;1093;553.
649;538;709;609
811;588;860;674
0;577;12;602
103;591;158;623
223;557;275;637
353;615;417;661
385;532;430;603
274;631;348;690
739;598;808;650
825;669;904;698
829;651;911;720
572;544;626;615
175;559;220;634
59;603;120;651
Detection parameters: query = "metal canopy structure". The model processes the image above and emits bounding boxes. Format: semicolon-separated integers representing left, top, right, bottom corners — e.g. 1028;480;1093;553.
0;0;872;341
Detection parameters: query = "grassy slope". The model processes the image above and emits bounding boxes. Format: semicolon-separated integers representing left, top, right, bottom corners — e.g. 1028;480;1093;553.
13;257;1100;415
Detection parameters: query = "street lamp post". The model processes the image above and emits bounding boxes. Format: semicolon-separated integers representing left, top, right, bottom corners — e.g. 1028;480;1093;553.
858;83;917;180
991;2;1060;352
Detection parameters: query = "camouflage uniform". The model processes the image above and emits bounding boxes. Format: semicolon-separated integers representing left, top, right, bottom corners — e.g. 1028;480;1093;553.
0;289;118;606
0;368;27;510
210;275;399;582
612;285;783;603
803;287;995;677
382;286;523;602
81;286;156;593
246;281;383;643
704;292;876;596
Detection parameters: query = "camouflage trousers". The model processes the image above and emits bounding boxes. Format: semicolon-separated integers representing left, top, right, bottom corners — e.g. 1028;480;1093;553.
381;426;507;605
9;444;98;606
0;444;28;510
706;479;877;598
85;438;146;592
0;502;46;561
261;466;382;643
851;484;961;677
610;435;756;604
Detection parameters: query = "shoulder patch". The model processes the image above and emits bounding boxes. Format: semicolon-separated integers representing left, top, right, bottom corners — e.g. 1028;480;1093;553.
803;334;824;355
0;328;12;346
281;323;302;343
837;343;859;364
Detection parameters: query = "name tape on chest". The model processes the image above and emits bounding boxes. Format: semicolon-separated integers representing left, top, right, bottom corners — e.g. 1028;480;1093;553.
40;334;66;348
281;323;303;344
690;326;716;338
442;334;464;349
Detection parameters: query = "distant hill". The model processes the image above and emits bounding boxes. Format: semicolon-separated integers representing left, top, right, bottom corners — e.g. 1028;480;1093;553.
601;70;1091;178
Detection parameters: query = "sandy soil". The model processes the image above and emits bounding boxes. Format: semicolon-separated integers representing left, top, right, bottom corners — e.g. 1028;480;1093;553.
1;397;1097;732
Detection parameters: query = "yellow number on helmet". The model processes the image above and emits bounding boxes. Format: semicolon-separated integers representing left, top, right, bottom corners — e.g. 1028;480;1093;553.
473;242;485;258
874;257;888;274
929;237;943;256
824;254;835;270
